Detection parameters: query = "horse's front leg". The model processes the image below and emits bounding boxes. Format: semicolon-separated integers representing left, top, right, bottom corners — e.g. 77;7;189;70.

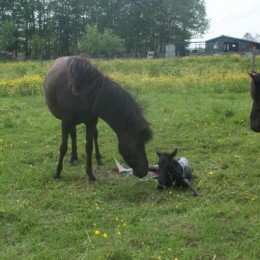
69;125;78;164
86;124;96;183
55;121;70;179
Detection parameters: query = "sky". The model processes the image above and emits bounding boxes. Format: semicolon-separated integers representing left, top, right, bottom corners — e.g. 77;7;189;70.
195;0;260;41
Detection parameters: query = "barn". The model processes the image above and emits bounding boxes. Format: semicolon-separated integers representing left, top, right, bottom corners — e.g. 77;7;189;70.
205;35;260;55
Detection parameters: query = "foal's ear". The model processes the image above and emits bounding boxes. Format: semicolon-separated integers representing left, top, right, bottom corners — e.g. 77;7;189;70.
156;150;163;157
170;149;177;158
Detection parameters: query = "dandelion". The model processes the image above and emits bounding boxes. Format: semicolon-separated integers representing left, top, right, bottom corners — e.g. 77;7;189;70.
94;230;100;235
209;171;214;175
117;231;121;235
103;233;108;238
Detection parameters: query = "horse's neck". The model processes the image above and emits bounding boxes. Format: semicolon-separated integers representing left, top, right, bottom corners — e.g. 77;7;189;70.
93;79;143;137
99;110;130;136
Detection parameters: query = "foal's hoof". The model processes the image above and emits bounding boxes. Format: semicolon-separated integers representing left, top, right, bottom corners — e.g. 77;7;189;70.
157;184;165;190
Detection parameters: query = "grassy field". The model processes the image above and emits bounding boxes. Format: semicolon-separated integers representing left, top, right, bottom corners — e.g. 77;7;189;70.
0;55;259;259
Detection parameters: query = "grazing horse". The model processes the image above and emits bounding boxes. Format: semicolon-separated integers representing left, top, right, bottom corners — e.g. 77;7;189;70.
249;72;260;132
44;55;152;182
156;149;201;196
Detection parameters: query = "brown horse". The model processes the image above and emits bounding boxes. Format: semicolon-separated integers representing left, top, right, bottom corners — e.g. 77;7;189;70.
249;72;260;132
44;55;152;182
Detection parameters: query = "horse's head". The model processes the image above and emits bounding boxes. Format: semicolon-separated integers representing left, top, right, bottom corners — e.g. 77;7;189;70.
249;72;260;132
118;127;152;178
156;149;178;188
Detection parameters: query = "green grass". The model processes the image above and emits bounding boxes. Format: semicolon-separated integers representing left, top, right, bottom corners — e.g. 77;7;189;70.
0;56;259;259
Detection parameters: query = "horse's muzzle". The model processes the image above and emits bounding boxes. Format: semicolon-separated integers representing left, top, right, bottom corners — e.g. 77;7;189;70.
250;123;260;132
132;168;148;178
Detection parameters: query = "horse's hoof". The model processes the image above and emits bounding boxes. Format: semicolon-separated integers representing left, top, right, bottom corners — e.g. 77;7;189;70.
53;175;61;181
89;179;96;184
97;160;103;166
69;161;77;165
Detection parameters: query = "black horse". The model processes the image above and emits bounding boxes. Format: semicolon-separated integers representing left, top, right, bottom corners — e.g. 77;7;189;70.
249;72;260;132
156;149;201;196
44;55;152;182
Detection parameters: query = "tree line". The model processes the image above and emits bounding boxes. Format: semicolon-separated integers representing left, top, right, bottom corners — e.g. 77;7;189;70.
0;0;209;59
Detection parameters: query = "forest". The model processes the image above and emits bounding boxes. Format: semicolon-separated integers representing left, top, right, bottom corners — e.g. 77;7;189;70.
0;0;209;59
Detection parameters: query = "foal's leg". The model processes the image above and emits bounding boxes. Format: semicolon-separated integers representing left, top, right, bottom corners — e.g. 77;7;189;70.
55;121;71;179
69;125;78;164
94;126;102;165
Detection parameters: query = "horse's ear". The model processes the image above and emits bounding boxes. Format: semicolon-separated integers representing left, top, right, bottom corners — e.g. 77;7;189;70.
170;149;177;158
156;150;162;157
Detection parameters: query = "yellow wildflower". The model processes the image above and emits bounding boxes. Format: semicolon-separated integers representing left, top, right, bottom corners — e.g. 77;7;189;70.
94;230;100;235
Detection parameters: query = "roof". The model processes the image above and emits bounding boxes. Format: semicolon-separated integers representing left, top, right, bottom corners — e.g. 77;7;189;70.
206;35;260;44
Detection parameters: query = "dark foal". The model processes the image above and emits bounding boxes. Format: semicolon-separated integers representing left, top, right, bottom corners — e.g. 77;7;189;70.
156;149;201;196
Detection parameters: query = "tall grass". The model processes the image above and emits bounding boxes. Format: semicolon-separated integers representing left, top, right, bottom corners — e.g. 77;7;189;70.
0;55;259;259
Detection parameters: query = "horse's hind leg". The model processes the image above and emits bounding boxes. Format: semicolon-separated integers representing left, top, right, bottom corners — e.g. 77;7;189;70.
94;126;102;165
69;125;78;164
85;122;97;183
55;121;70;179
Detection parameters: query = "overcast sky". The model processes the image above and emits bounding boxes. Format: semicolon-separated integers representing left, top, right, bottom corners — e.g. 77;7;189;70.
195;0;260;41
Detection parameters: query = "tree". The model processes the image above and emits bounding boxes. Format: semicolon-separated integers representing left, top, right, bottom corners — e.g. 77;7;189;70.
29;34;46;59
0;0;209;57
243;32;255;41
0;21;16;53
80;25;102;56
80;24;123;57
104;0;209;54
100;28;123;57
243;32;260;42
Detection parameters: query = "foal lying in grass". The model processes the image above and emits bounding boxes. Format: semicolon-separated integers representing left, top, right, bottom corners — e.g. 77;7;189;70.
156;149;201;196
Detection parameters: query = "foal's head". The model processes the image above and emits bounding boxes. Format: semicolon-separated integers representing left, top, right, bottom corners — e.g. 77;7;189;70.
156;149;179;188
249;72;260;132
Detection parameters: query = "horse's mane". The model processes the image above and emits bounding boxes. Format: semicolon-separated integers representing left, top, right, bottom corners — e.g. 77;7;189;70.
67;55;153;142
